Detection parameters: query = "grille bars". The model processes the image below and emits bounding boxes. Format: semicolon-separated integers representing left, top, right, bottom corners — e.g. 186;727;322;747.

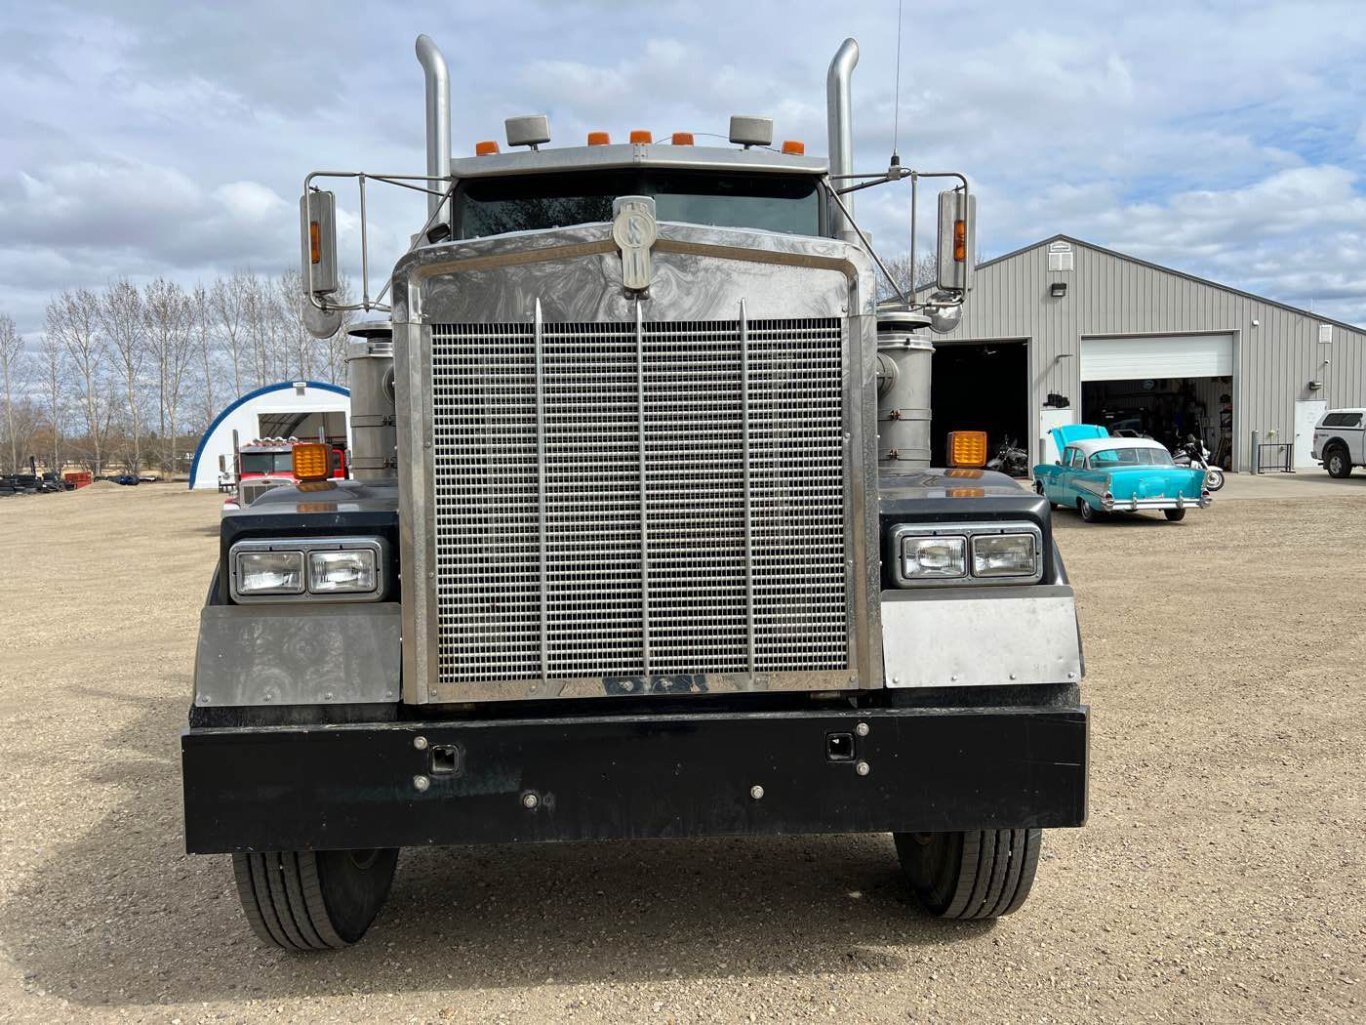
633;300;652;679
739;300;756;683
533;299;550;684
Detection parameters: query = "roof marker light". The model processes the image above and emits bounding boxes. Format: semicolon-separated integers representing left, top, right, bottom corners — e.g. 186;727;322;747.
629;130;653;144
781;139;805;155
474;140;500;155
587;131;611;146
671;132;694;145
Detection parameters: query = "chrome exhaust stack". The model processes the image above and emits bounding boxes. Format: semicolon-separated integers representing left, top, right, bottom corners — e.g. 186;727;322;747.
826;38;859;242
415;34;451;234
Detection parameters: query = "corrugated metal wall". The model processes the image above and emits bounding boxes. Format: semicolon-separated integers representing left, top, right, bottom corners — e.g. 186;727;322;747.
923;237;1366;472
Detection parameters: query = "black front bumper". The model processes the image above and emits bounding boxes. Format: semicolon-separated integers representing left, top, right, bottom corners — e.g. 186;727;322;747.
182;705;1088;854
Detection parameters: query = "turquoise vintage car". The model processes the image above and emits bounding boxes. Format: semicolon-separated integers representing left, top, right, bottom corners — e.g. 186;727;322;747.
1033;424;1211;523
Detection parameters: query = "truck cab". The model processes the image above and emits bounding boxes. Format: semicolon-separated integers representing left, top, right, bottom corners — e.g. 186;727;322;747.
182;35;1088;951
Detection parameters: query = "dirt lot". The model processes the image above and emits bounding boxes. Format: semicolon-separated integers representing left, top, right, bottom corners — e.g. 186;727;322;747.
1;480;1363;1024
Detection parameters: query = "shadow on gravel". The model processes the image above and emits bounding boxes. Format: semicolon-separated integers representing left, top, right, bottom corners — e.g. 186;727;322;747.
1;693;994;1009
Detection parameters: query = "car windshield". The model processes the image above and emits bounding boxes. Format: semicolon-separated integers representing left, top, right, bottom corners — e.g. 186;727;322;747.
1087;447;1175;468
240;452;293;474
455;169;822;239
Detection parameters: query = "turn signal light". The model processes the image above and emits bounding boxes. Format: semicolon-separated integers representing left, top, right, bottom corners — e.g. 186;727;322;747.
587;131;611;146
954;219;967;263
671;132;694;145
947;431;988;468
474;140;500;155
781;139;805;155
629;130;653;144
291;443;331;482
308;221;321;265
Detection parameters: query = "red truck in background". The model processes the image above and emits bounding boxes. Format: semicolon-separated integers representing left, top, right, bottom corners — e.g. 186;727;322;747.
222;437;348;513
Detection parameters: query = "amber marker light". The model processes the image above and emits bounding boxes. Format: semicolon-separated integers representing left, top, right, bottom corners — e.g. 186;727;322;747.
947;431;988;468
291;443;331;483
629;130;653;144
587;131;611;146
954;219;967;263
671;132;694;145
309;221;321;264
781;140;805;155
474;140;500;155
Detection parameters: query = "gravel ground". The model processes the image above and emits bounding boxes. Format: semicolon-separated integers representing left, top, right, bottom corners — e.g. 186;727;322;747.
1;481;1363;1024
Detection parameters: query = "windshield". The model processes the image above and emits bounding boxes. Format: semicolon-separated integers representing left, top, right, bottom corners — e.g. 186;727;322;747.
456;170;822;239
1087;447;1175;469
240;452;293;475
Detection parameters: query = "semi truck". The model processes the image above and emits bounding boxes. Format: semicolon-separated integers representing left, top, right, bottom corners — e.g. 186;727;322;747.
181;34;1089;950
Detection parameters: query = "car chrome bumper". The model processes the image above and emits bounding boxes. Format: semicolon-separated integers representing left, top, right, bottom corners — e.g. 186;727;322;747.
1100;493;1210;512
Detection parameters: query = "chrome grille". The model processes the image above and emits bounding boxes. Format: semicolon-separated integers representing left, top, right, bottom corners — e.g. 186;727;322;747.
430;309;847;687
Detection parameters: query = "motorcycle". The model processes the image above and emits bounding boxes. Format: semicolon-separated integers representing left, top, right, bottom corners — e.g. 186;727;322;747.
1172;435;1225;491
987;436;1030;477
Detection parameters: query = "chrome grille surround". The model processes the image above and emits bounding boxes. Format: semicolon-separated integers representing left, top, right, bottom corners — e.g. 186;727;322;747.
428;306;849;692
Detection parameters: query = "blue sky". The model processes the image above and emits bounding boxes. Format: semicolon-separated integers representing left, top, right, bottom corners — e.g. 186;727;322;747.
2;0;1365;336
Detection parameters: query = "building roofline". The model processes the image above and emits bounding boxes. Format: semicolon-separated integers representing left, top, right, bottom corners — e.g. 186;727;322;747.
188;380;350;488
971;233;1365;335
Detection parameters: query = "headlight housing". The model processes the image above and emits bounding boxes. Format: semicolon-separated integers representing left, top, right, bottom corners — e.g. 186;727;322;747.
890;522;1043;587
230;537;388;603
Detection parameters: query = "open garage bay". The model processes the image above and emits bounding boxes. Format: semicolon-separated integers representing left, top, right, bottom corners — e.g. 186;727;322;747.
1;480;1363;1023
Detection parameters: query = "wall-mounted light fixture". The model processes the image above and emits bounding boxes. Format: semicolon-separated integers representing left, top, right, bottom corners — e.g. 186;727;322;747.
1049;281;1068;298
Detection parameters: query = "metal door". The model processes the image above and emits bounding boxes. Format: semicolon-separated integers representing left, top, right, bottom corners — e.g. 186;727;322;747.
1294;400;1327;468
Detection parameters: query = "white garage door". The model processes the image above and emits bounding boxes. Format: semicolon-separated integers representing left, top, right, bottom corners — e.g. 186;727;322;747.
1080;334;1234;382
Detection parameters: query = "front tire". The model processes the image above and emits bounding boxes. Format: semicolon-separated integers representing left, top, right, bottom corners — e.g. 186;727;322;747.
1205;467;1225;491
232;848;399;950
895;829;1042;919
1326;446;1352;478
1164;508;1187;521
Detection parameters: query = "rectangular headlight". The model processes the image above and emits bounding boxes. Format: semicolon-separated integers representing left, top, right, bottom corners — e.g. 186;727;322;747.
228;537;387;602
971;533;1038;577
236;550;305;595
902;535;967;579
308;549;378;594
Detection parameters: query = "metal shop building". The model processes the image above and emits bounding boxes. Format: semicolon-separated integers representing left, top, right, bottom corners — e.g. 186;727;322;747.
923;235;1366;472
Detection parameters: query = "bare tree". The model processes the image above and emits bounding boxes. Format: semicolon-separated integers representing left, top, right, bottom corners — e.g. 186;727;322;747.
191;282;218;424
36;330;66;474
46;288;107;475
875;252;940;305
0;314;30;473
212;270;253;398
144;277;197;473
99;278;147;473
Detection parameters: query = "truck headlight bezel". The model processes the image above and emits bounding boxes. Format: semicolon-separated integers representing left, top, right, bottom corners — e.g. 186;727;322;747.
230;537;389;603
890;521;1043;587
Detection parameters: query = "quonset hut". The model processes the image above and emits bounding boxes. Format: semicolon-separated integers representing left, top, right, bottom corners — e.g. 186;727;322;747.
188;381;351;490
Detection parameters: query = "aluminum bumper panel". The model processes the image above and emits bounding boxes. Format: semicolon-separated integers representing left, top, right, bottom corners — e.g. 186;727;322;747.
182;705;1088;853
193;603;401;707
881;586;1082;688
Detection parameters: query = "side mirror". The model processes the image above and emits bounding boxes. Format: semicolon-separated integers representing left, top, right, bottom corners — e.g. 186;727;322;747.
299;190;338;297
936;188;976;293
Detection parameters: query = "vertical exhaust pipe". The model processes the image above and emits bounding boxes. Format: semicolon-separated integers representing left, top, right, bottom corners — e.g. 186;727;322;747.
826;38;859;241
415;34;451;233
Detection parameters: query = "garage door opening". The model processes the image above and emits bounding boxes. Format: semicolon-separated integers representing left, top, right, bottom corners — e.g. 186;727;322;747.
1080;333;1234;468
1081;378;1233;465
930;341;1029;469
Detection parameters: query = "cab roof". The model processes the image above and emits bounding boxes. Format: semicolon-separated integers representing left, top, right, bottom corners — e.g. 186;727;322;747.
448;143;828;180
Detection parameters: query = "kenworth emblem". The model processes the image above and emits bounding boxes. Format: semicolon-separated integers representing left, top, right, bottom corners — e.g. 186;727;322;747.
612;195;657;292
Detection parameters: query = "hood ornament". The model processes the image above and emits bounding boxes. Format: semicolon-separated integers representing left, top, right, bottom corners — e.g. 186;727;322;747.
612;195;657;293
